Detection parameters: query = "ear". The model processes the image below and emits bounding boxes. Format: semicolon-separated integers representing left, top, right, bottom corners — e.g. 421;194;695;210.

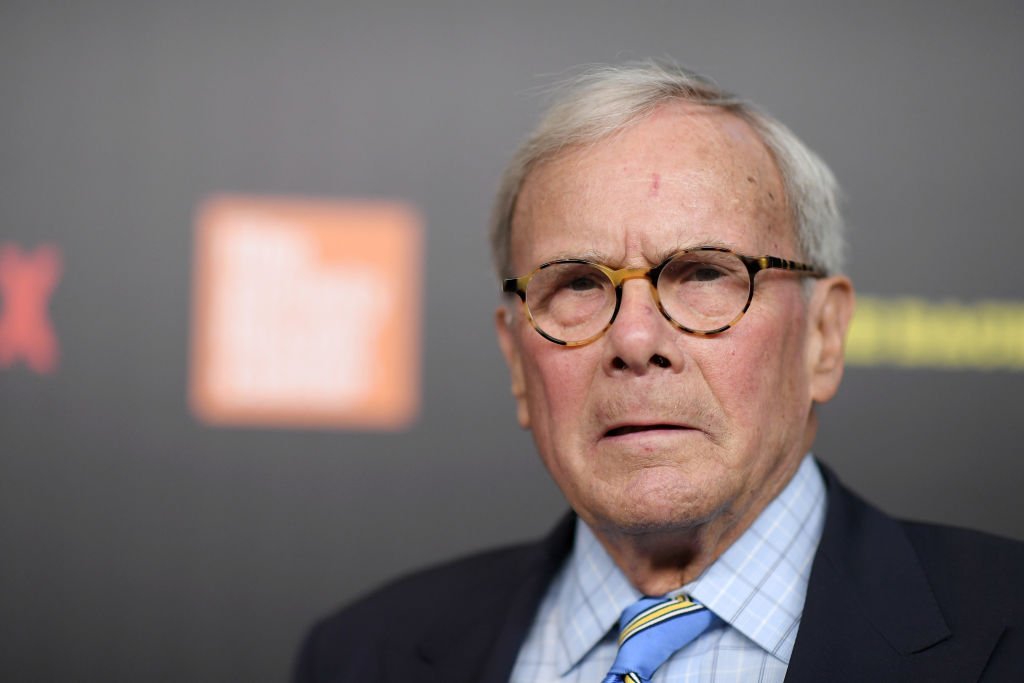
495;305;531;429
806;276;856;404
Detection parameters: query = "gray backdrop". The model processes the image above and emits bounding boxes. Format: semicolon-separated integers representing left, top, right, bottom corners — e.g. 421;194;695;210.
1;1;1021;681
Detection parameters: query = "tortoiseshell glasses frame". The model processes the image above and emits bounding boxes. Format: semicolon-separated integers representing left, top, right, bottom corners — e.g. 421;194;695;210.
501;246;825;347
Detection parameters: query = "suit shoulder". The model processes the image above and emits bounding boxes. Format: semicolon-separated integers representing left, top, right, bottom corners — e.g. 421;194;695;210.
901;520;1024;612
359;538;543;612
294;538;547;681
901;520;1024;569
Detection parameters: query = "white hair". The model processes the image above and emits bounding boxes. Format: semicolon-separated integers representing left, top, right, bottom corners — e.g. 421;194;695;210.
490;60;845;278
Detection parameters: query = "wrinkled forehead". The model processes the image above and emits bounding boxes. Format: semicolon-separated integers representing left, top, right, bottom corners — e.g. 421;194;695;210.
510;103;793;271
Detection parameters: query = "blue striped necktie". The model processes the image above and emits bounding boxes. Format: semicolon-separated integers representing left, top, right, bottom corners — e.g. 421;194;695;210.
600;594;714;683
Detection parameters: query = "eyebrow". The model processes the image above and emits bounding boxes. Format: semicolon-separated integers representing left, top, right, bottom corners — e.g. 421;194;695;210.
540;237;743;267
542;247;609;263
668;235;740;253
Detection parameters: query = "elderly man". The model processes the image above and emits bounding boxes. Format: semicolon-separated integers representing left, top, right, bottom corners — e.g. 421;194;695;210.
295;62;1024;682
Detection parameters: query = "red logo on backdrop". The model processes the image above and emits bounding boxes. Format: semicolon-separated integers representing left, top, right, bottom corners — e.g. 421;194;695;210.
0;243;62;374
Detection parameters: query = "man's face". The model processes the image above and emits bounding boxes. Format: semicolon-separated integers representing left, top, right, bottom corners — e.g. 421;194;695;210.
497;103;834;538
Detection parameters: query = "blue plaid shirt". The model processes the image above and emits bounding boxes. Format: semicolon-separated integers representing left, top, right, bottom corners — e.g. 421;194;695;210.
510;455;826;683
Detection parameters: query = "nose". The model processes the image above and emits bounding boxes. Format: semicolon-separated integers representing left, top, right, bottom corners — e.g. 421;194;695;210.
603;278;683;375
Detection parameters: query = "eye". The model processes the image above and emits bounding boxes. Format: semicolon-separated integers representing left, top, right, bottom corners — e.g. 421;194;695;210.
693;267;723;282
568;276;600;291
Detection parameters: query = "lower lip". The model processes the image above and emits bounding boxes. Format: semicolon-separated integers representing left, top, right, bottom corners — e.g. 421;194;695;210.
603;427;698;441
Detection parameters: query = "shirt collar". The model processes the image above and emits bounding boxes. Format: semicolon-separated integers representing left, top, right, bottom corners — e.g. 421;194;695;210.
553;454;826;674
686;454;826;662
553;517;640;674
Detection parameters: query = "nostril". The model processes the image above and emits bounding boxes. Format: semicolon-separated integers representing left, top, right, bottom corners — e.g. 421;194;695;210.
612;357;628;370
651;354;671;368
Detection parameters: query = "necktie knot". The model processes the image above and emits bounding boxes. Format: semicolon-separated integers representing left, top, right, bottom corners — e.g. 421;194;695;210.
601;594;714;683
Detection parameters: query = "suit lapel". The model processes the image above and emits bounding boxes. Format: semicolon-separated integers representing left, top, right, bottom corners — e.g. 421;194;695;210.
382;514;576;683
786;464;962;682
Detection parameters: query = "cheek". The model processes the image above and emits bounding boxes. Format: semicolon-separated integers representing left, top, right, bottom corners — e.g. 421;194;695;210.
525;347;595;423
519;344;604;493
696;304;809;442
519;336;601;440
696;342;766;427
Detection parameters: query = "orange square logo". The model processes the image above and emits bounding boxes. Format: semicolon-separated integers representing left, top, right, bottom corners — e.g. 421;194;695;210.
189;195;422;430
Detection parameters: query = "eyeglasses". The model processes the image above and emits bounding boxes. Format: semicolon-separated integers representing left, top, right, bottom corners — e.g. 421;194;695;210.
502;246;824;346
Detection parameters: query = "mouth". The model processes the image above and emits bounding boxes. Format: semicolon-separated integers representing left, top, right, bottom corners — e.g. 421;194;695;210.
604;424;692;438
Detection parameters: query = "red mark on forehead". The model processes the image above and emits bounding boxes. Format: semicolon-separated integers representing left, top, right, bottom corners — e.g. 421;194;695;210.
648;172;661;197
0;243;62;374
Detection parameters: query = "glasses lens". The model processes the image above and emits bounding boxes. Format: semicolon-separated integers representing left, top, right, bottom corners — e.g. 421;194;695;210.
658;251;751;332
526;262;616;343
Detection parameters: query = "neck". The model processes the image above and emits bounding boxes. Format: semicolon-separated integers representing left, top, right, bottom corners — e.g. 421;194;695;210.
595;525;736;596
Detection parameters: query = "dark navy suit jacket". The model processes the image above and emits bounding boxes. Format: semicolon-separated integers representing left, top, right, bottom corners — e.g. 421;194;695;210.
294;464;1024;682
